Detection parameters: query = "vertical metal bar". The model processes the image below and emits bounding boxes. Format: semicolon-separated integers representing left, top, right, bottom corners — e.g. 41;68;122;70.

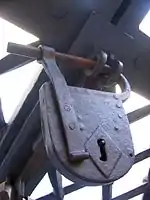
102;184;113;200
48;165;64;200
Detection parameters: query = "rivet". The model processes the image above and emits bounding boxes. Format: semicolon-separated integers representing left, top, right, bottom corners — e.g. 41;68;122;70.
113;94;119;99
77;115;82;120
114;126;119;131
69;123;75;130
80;123;85;131
118;114;123;119
64;104;71;111
127;148;134;157
92;10;96;15
116;103;121;108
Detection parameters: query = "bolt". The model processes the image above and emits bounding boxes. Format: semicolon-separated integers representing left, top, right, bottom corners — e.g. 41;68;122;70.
113;94;119;99
77;115;82;120
92;10;96;15
114;126;119;131
64;104;71;111
69;123;75;130
118;114;123;119
116;103;121;108
80;123;85;131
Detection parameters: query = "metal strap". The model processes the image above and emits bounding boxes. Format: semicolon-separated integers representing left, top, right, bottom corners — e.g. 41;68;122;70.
39;46;89;162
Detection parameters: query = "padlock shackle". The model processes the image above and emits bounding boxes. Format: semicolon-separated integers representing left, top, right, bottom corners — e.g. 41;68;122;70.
117;74;131;102
7;42;131;102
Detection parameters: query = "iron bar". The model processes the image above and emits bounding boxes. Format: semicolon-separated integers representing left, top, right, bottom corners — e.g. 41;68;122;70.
134;149;150;164
128;105;150;124
48;167;64;200
36;183;85;200
0;41;39;75
7;42;95;69
111;0;132;25
0;102;41;182
102;184;113;200
112;184;147;200
0;71;48;167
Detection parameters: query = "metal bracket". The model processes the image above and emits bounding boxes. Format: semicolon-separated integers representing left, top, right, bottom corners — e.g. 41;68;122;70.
39;46;89;162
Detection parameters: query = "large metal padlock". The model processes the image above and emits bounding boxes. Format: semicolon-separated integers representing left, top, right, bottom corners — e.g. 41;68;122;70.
39;46;134;185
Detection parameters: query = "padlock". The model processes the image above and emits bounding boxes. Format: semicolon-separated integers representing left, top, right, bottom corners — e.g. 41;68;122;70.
39;46;134;185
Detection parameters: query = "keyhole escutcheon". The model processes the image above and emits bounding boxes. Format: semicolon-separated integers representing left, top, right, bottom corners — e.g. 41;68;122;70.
97;139;107;161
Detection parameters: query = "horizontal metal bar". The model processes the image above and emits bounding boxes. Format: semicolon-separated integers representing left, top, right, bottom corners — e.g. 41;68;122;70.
64;183;85;195
112;184;147;200
7;42;96;69
128;105;150;124
134;149;150;164
36;183;85;200
0;41;39;75
7;42;41;59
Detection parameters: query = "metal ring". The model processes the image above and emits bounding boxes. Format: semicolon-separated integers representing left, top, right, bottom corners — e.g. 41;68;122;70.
115;74;131;102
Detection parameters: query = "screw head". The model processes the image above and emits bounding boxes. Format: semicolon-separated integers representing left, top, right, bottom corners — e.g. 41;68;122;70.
69;123;75;130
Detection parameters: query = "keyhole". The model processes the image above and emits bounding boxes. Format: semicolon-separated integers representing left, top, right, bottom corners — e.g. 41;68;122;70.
97;139;107;161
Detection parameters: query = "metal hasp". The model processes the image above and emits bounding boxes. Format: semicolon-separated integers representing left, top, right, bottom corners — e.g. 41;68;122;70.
40;46;89;162
7;43;135;186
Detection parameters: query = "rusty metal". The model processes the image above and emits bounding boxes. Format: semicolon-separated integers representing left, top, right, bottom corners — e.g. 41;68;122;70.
38;46;134;186
1;2;150;199
7;43;134;185
39;46;89;162
6;42;137;196
7;42;95;70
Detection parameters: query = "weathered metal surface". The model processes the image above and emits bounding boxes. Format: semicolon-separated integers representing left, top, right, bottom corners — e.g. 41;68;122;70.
40;46;90;162
48;168;64;200
128;105;150;124
1;3;150;198
0;181;16;200
112;184;147;200
7;42;96;70
0;103;41;183
37;183;85;200
40;81;134;185
19;139;49;196
143;169;150;200
36;45;134;184
0;70;48;176
68;11;150;99
135;149;150;164
0;1;123;50
111;0;132;25
117;0;150;48
102;184;113;200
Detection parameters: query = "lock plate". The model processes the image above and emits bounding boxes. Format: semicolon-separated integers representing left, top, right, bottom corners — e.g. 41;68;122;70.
85;126;122;178
40;83;134;185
